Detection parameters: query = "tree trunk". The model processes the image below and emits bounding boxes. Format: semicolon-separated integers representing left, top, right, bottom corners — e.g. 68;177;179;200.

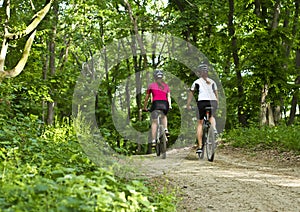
124;0;148;110
288;87;298;126
260;84;269;126
47;1;58;125
270;0;280;29
228;0;247;126
287;1;300;125
124;0;149;153
133;54;142;152
274;105;281;124
255;0;269;126
47;102;55;125
258;0;280;126
267;103;275;127
42;43;49;124
288;60;300;125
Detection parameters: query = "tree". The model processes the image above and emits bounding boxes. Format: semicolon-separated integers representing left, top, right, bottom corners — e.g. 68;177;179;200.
0;0;53;81
228;0;247;126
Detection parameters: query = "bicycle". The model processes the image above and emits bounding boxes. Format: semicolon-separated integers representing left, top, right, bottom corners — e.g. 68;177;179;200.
197;106;216;162
143;109;167;159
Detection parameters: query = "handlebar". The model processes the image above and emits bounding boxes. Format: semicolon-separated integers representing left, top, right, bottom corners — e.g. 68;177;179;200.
186;106;213;111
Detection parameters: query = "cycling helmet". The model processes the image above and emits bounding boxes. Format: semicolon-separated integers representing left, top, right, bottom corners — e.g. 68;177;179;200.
196;63;209;72
153;69;164;79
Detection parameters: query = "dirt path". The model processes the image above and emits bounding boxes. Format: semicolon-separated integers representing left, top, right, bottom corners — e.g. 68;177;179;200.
132;145;300;211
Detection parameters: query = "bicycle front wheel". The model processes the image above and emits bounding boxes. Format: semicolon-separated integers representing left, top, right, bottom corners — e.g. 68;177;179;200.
206;127;215;162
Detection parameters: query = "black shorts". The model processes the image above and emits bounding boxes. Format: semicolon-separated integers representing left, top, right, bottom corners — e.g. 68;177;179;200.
197;100;217;120
150;100;169;119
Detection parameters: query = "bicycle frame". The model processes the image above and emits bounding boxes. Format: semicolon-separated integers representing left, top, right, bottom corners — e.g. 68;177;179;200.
146;109;167;159
198;106;216;162
154;110;167;159
155;112;163;142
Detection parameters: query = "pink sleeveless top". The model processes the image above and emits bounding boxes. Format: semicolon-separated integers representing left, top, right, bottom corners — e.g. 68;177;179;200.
147;82;170;101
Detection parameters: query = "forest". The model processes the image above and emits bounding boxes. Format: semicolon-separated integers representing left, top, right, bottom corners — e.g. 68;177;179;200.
0;0;299;210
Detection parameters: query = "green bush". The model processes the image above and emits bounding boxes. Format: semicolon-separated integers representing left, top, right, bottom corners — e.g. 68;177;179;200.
0;116;176;211
223;124;300;153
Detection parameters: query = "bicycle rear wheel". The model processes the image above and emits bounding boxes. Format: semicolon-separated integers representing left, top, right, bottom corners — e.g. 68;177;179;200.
155;125;160;156
198;136;205;160
206;127;215;162
155;142;161;156
159;126;167;159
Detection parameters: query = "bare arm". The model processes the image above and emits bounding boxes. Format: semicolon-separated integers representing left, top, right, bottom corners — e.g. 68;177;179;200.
143;93;151;110
214;90;218;103
167;92;172;109
212;81;218;103
186;90;194;109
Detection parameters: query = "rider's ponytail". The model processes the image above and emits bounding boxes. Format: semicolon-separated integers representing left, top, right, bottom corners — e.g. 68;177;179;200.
156;80;165;90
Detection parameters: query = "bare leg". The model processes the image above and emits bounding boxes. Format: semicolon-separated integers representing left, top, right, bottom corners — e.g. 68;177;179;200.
161;115;168;130
151;119;158;140
197;119;204;148
209;116;216;131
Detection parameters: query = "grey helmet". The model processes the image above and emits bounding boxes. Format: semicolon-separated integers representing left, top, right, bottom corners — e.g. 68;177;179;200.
153;69;164;79
196;63;209;72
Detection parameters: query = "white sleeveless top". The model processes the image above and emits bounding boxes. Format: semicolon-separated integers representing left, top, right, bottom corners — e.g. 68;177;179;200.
190;78;217;101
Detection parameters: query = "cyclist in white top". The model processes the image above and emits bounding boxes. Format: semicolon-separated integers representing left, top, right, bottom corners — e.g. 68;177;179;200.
186;63;218;153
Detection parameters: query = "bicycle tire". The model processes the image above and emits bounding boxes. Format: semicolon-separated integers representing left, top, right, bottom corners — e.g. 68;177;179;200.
160;126;167;159
198;135;206;160
206;126;215;162
156;142;161;156
155;125;161;156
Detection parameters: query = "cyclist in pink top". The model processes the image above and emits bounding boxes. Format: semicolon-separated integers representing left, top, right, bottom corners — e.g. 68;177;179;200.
143;70;171;145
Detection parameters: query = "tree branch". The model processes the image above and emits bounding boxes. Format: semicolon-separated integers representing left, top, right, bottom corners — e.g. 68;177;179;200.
5;0;53;40
3;30;36;78
0;0;53;81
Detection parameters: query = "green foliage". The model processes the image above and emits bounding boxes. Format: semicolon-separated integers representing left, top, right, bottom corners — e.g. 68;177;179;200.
0;117;176;211
146;178;178;212
223;125;300;153
3;1;300;211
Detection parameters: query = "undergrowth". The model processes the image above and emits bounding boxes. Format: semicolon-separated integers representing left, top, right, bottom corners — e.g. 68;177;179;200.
0;115;176;211
222;124;300;153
